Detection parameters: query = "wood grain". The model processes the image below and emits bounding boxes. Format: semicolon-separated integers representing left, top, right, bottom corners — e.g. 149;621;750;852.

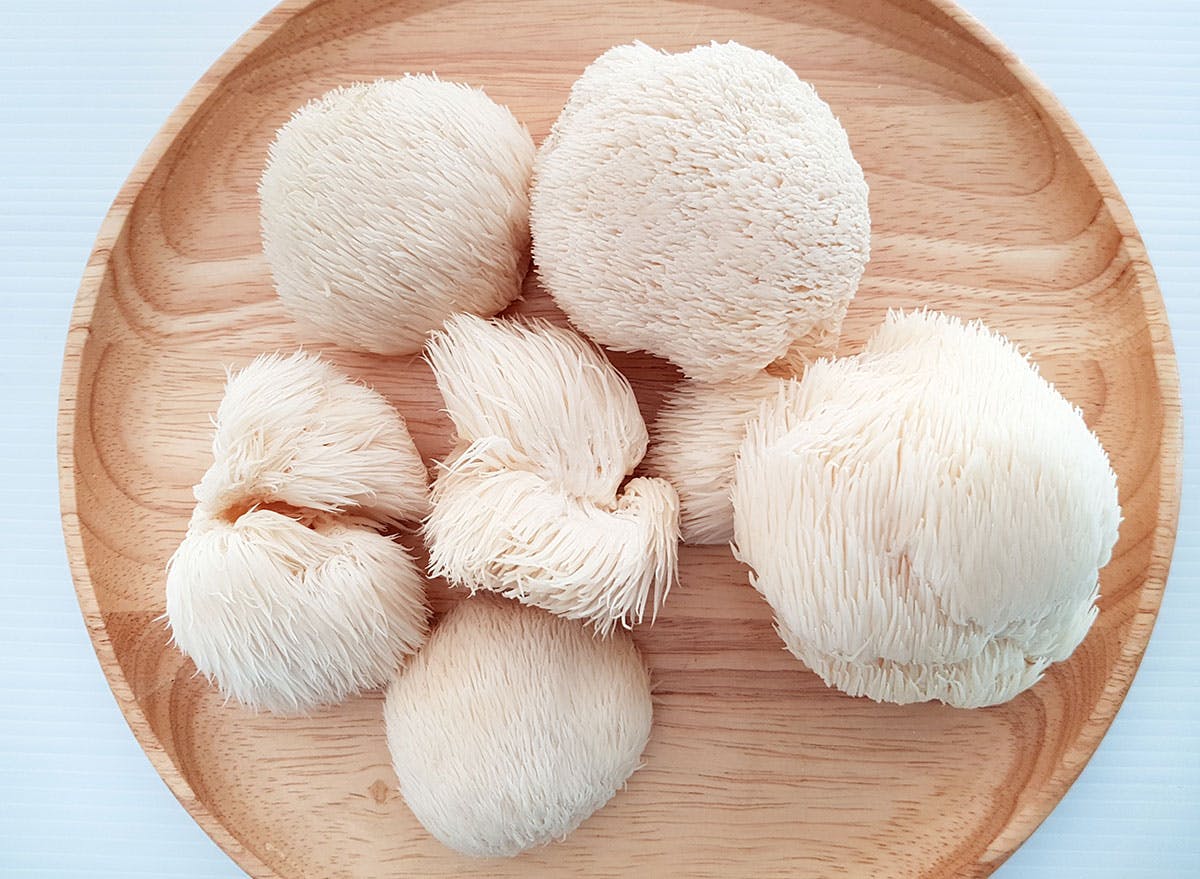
56;0;1181;876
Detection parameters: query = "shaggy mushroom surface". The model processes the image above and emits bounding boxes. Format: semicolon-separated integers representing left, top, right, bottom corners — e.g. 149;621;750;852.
732;311;1121;708
261;77;534;355
384;599;653;858
166;352;430;714
532;41;870;382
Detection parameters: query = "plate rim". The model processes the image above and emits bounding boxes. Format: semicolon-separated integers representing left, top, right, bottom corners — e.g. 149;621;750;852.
55;0;1184;875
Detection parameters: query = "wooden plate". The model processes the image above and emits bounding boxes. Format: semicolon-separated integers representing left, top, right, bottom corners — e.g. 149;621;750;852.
58;0;1181;876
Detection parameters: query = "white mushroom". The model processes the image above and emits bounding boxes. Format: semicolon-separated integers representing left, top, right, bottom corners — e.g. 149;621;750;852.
645;372;782;545
426;313;647;503
384;599;653;858
195;351;429;527
426;438;677;631
166;352;430;714
532;41;870;382
167;511;426;715
260;77;534;355
732;310;1121;708
424;315;679;632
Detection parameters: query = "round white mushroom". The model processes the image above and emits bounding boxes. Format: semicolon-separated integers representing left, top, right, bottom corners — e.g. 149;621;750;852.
532;41;870;382
384;599;653;858
424;316;679;633
732;310;1121;708
166;352;430;713
167;511;426;715
260;77;534;355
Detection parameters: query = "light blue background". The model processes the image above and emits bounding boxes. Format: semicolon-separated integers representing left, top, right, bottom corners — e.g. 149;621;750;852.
1;2;1195;876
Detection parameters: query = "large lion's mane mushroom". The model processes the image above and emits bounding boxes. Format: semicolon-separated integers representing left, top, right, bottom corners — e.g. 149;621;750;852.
260;77;534;355
166;352;430;714
384;599;652;858
424;315;679;633
732;311;1122;709
531;41;870;383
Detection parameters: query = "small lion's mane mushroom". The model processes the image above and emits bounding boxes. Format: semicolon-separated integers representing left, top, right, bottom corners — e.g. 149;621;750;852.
194;351;429;528
531;41;870;383
167;511;427;715
426;313;648;504
645;372;782;545
424;315;679;633
384;599;652;858
260;77;534;355
166;352;431;714
732;310;1121;708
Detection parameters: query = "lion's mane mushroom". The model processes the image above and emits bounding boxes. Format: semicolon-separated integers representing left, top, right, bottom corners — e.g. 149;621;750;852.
193;351;429;528
384;598;653;858
428;438;677;628
260;77;534;355
644;372;782;545
425;313;649;503
531;41;870;383
424;315;679;633
732;311;1121;708
166;352;430;714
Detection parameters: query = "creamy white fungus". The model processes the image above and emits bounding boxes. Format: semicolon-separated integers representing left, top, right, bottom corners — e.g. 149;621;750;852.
167;511;427;715
424;316;679;633
426;313;648;504
194;351;429;527
260;77;534;355
645;372;782;545
166;352;430;714
384;599;652;858
427;437;678;632
532;41;870;382
732;310;1121;708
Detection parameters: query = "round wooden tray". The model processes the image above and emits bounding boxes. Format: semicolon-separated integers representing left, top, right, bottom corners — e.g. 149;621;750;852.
58;1;1181;876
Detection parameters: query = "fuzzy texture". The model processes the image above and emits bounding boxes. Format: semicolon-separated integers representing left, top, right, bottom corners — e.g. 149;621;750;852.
531;41;870;382
166;351;431;714
195;351;429;526
424;317;679;631
426;438;678;633
260;77;535;355
167;511;428;715
426;314;647;503
732;310;1121;708
646;373;782;544
384;599;652;858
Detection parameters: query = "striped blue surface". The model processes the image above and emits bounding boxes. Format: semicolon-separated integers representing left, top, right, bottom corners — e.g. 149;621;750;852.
1;2;1196;876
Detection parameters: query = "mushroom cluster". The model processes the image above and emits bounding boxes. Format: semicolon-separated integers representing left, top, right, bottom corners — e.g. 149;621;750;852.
164;37;1123;862
530;41;873;544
